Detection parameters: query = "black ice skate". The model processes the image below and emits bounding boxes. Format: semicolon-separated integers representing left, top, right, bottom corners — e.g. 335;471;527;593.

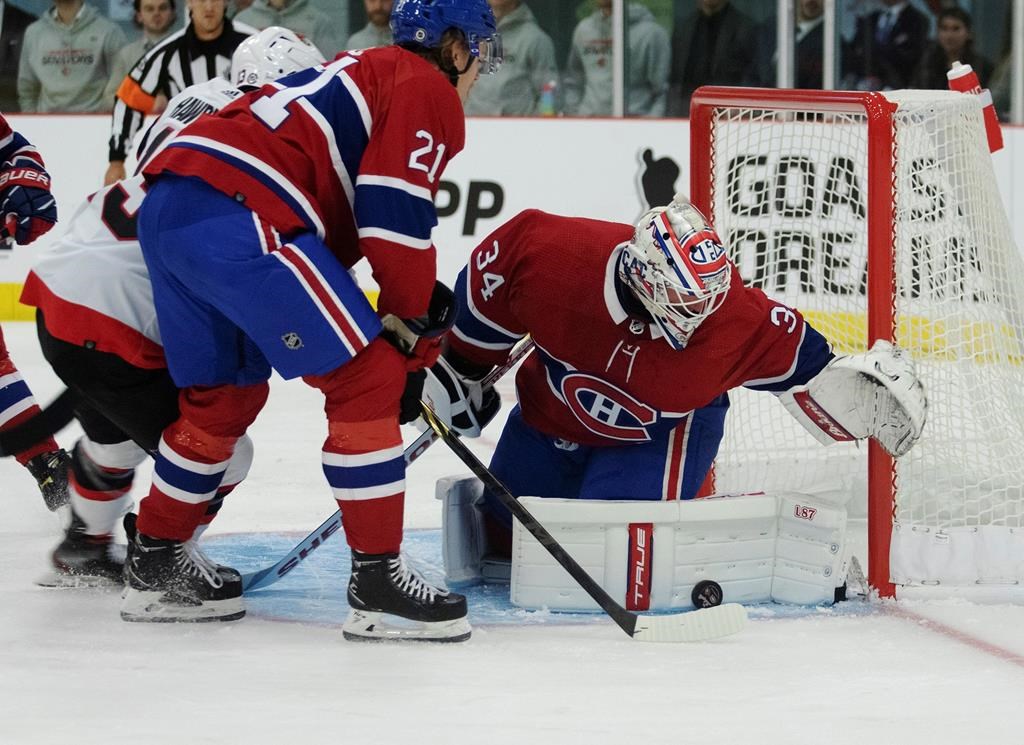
37;509;125;588
343;551;471;643
121;514;245;623
25;449;70;511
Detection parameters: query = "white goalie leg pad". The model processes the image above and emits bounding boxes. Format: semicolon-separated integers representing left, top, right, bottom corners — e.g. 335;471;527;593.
437;475;511;584
779;340;927;457
773;494;849;604
510;493;848;611
438;475;488;584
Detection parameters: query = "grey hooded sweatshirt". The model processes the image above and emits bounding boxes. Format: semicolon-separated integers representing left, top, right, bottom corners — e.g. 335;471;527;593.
564;2;669;117
464;2;557;116
235;0;344;60
18;3;126;112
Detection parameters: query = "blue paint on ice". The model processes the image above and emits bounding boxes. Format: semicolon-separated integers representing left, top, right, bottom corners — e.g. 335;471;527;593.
202;529;874;628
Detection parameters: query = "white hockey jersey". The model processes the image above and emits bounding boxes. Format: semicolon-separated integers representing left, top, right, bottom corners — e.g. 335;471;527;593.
22;78;246;369
131;77;245;174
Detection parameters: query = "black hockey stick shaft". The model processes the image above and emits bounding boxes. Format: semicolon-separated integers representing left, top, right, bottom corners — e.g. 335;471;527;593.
242;338;535;592
0;388;77;457
419;402;641;638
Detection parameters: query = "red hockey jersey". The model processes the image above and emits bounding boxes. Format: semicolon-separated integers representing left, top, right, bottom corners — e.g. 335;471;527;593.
449;210;832;446
142;46;465;319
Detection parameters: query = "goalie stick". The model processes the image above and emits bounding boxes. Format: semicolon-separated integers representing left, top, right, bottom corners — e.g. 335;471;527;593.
241;338;536;593
419;403;748;643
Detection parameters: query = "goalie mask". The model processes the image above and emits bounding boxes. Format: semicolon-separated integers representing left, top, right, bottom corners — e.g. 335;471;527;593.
618;199;732;349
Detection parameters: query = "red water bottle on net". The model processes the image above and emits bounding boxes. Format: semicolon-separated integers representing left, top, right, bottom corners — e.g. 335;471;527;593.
947;61;1003;153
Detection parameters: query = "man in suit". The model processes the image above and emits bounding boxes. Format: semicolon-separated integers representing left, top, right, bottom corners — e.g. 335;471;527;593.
747;0;824;89
843;0;929;91
668;0;755;117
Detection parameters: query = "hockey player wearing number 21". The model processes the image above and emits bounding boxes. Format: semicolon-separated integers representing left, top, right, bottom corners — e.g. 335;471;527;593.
125;0;501;641
426;199;928;609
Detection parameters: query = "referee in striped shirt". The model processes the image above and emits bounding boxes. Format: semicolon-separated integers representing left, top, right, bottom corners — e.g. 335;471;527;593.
105;0;255;185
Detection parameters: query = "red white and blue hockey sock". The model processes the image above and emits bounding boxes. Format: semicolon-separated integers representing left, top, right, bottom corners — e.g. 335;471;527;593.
139;422;236;541
139;384;266;541
191;435;254;540
70;437;146;536
0;331;58;465
322;418;405;555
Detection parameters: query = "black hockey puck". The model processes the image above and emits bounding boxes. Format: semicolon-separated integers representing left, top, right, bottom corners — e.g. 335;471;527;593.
691;580;723;609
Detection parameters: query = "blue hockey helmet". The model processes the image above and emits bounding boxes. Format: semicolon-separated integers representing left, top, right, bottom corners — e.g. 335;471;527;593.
391;0;502;74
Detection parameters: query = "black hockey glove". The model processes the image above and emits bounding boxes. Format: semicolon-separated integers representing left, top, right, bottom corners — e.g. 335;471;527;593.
381;281;458;372
400;370;427;425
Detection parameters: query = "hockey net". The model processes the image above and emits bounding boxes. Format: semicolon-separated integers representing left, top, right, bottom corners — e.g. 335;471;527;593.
689;87;1024;596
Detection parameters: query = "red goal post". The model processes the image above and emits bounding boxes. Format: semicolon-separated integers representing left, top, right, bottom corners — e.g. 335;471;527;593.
689;86;1024;598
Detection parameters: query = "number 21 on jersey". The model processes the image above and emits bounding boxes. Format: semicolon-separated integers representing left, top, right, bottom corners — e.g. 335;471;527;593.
408;130;446;184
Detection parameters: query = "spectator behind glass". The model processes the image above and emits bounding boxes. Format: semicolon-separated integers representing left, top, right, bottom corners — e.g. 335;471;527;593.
843;0;928;91
564;0;669;117
0;1;36;111
17;0;125;112
234;0;342;58
465;0;555;116
346;0;392;49
747;0;824;89
911;7;991;90
105;0;252;185
989;3;1013;121
103;0;177;108
668;0;754;117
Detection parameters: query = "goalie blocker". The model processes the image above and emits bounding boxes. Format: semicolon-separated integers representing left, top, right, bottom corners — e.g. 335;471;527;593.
438;476;849;610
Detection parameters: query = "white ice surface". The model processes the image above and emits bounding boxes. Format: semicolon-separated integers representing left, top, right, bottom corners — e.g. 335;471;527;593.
2;322;1023;745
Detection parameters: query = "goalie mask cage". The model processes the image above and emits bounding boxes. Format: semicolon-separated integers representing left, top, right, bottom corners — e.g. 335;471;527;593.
690;87;1024;597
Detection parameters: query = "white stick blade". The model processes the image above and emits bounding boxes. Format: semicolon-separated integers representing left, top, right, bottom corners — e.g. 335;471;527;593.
630;603;748;643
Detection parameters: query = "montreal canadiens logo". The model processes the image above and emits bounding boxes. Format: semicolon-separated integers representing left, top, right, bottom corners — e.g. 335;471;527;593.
560;373;657;442
680;227;727;267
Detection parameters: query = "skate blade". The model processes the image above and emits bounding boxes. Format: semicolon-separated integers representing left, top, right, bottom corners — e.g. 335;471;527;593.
342;609;472;643
35;570;122;589
120;588;246;623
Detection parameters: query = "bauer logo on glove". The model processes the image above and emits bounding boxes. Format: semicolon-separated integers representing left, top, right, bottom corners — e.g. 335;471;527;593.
0;164;57;246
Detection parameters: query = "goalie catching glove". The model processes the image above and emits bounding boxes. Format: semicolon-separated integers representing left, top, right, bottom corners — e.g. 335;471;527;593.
422;351;501;437
780;340;927;457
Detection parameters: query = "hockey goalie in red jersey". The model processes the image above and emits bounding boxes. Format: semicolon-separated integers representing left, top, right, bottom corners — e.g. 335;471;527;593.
426;197;928;607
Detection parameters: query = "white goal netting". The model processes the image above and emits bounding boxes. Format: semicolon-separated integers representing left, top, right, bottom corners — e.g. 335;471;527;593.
694;89;1024;587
